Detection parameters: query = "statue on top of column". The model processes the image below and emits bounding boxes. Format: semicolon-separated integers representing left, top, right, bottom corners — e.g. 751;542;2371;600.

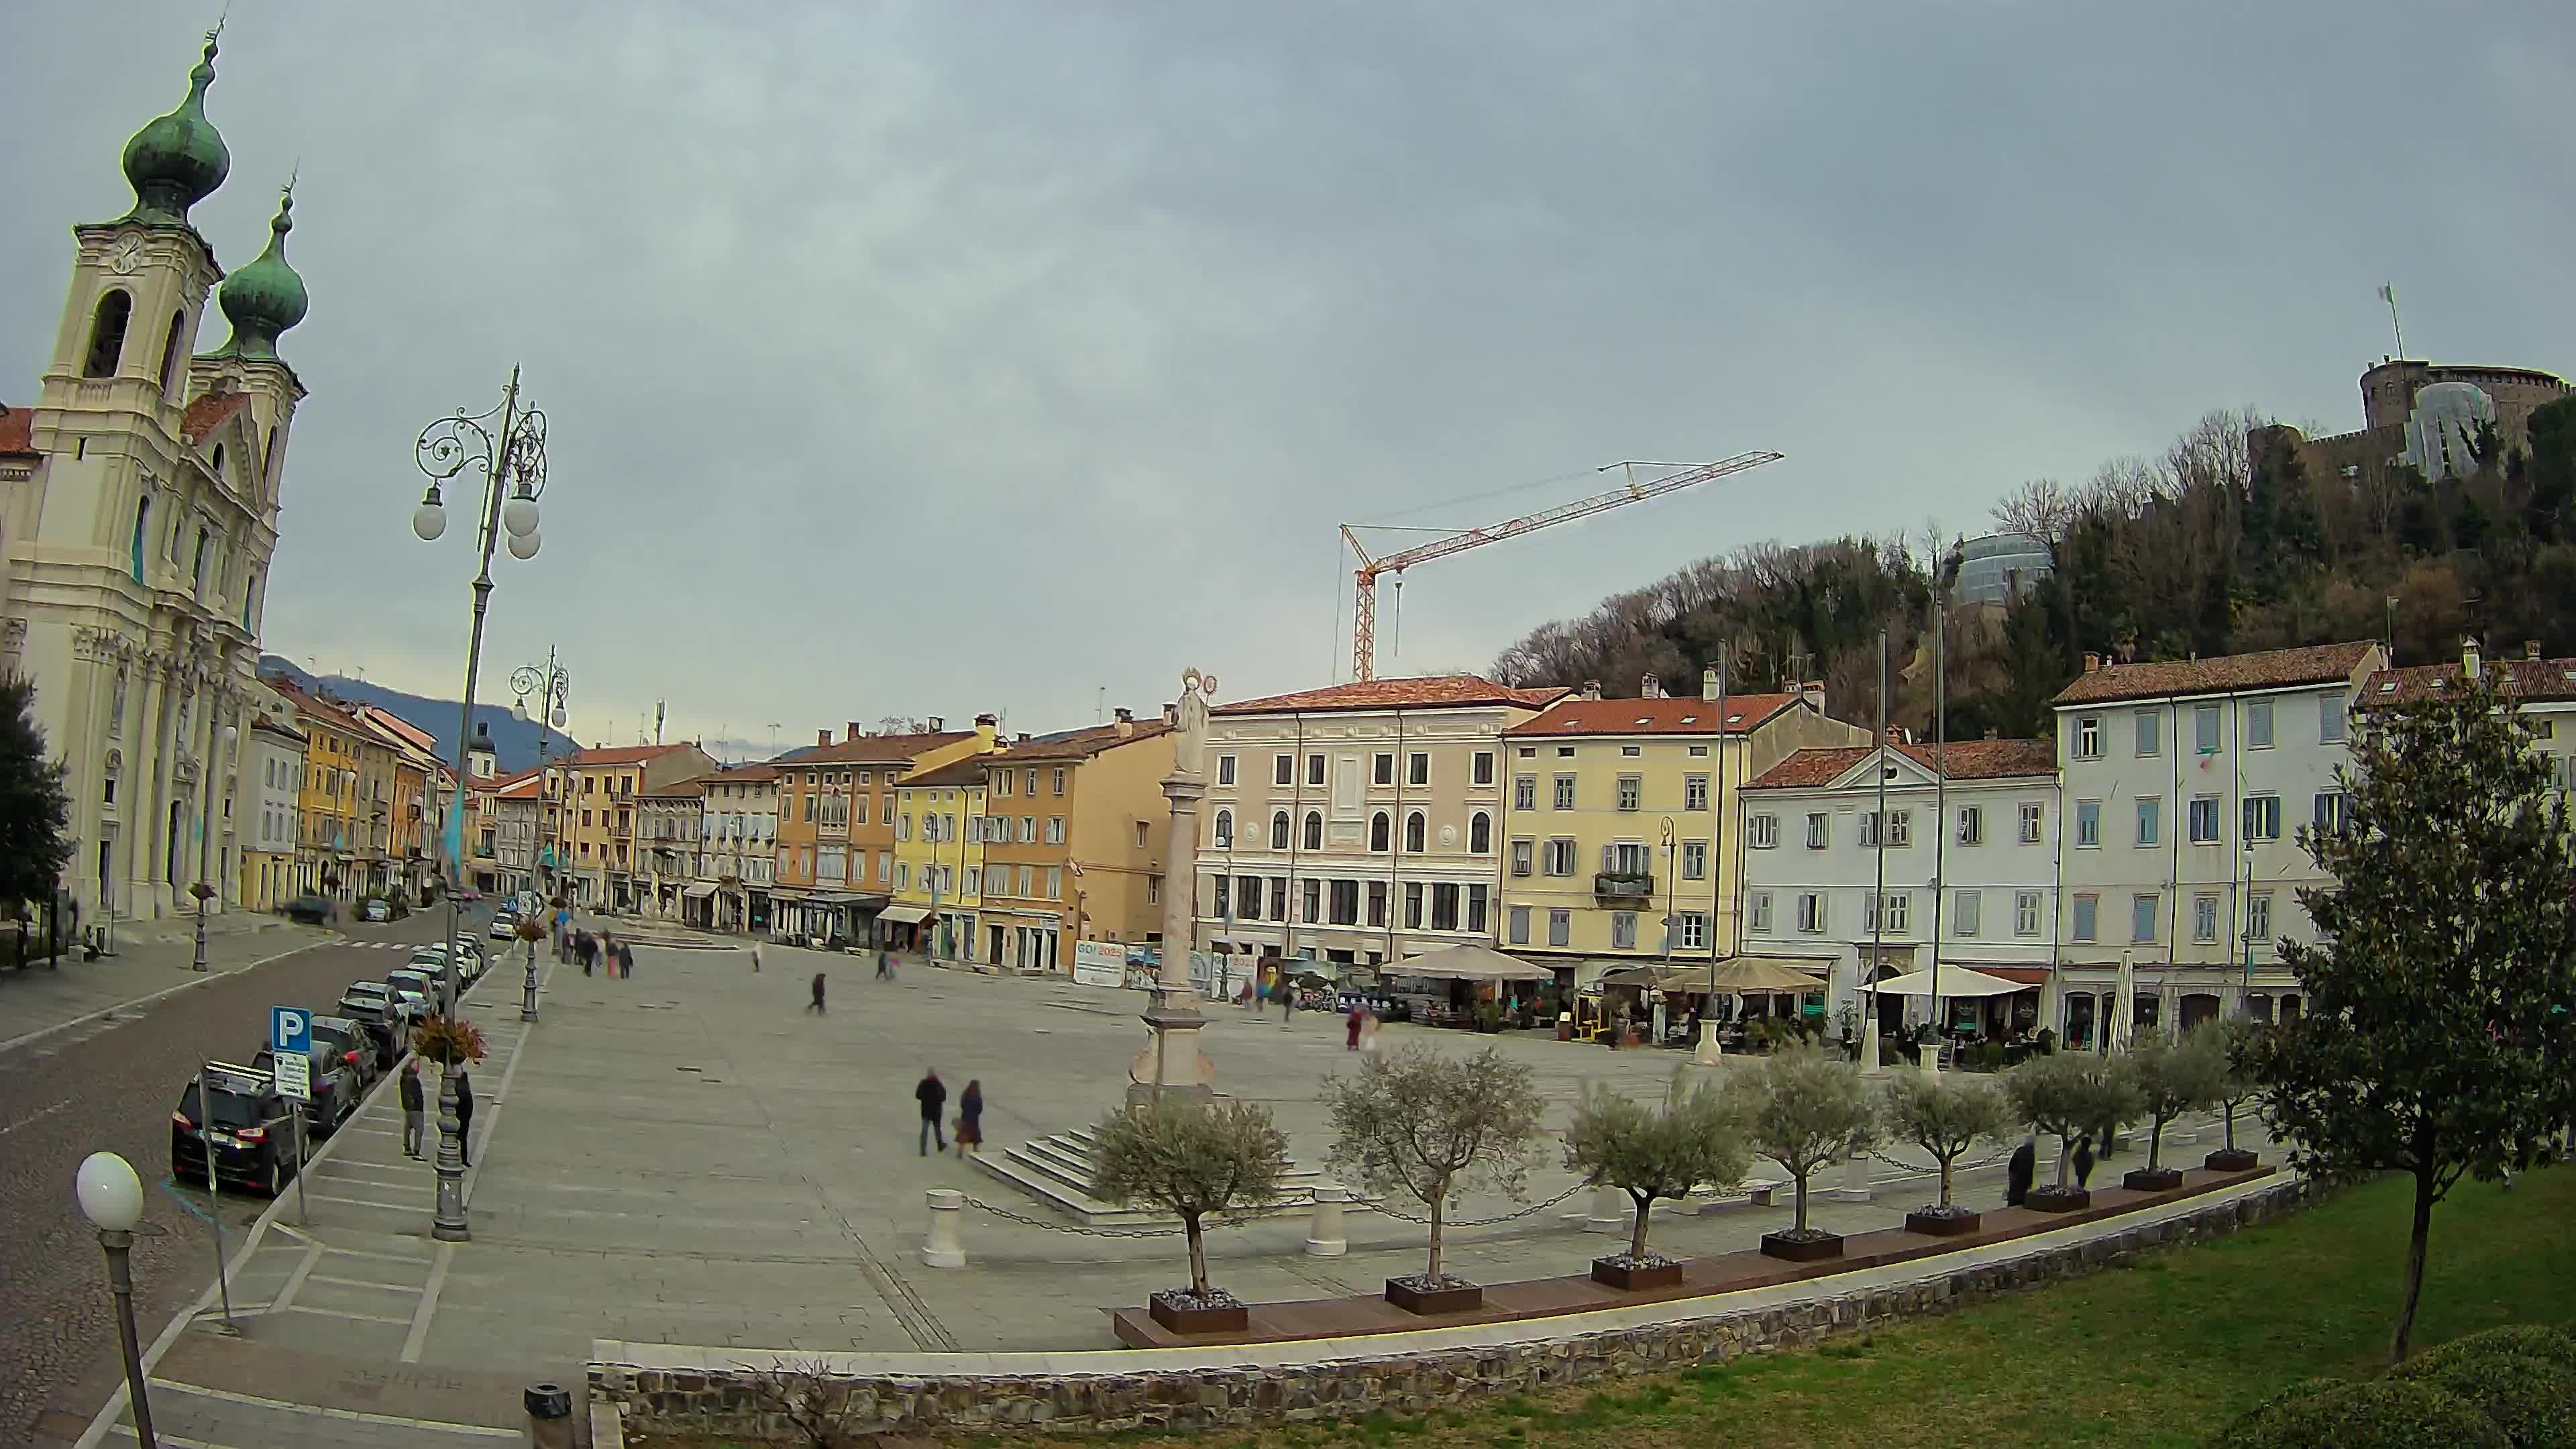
1172;667;1218;780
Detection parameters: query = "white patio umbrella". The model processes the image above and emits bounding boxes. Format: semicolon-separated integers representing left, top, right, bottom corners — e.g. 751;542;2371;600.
2114;950;2137;1053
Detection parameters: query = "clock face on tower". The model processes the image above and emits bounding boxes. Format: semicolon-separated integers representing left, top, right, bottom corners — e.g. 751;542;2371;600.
107;235;144;276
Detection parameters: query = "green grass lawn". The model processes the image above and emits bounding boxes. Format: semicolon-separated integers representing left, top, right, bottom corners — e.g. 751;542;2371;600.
1019;1164;2575;1449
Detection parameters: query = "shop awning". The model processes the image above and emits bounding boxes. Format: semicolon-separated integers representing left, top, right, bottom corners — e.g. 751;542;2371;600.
681;882;718;900
1387;944;1555;981
1867;966;2024;998
877;904;933;925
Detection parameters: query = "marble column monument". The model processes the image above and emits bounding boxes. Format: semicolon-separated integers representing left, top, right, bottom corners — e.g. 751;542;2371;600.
1128;668;1220;1108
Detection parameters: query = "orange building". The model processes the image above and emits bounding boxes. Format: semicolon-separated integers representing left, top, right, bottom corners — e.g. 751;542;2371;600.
768;717;997;945
974;709;1175;973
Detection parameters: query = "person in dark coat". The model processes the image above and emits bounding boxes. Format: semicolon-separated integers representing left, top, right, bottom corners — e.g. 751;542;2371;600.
399;1060;427;1159
2005;1134;2036;1207
2073;1132;2096;1188
455;1069;476;1167
916;1070;948;1156
617;940;635;979
808;972;827;1014
955;1080;983;1159
576;930;596;975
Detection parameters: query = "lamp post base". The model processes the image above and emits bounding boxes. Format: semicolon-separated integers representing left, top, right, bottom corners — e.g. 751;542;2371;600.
432;1067;471;1241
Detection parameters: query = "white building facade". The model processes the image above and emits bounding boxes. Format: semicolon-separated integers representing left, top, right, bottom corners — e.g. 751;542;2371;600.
2050;641;2385;1045
3;34;310;922
1191;676;1564;967
241;714;303;909
696;763;777;932
1740;738;2063;1038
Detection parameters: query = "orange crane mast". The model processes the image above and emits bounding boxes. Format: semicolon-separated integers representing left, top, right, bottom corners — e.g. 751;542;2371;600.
1340;451;1784;681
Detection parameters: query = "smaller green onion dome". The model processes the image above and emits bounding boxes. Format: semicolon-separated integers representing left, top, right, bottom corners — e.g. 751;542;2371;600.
120;32;230;227
211;186;307;362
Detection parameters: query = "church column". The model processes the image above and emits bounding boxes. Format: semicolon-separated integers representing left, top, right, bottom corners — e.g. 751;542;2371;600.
129;657;170;919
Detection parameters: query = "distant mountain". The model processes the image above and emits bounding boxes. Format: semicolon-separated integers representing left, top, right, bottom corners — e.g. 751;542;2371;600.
256;655;578;775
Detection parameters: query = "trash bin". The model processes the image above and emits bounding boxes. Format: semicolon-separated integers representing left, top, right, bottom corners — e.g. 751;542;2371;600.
523;1382;574;1448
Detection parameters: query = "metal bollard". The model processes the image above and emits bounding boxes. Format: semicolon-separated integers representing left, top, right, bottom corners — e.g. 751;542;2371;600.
921;1188;967;1269
523;1382;574;1448
1304;1185;1348;1256
1583;1183;1627;1234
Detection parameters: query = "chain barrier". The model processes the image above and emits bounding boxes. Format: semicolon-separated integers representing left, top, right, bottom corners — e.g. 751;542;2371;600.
957;1195;1189;1239
1861;1147;2017;1173
1358;1181;1589;1227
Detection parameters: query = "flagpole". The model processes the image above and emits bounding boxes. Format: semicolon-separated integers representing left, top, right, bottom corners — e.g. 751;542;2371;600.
2379;284;2404;358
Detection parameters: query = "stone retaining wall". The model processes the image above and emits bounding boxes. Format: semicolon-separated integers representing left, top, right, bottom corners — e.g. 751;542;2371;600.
597;1179;2311;1441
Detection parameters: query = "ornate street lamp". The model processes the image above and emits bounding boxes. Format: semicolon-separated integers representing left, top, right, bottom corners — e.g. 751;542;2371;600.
76;1151;158;1448
410;368;548;1243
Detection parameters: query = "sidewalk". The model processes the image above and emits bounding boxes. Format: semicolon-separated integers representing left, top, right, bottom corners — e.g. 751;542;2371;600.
0;915;332;1056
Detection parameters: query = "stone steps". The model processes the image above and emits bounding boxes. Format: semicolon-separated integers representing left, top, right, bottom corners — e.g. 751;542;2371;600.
969;1126;1336;1228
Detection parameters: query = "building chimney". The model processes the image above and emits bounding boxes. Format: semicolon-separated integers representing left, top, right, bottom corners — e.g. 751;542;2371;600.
1163;702;1178;727
1114;706;1135;737
2527;640;2543;661
1582;678;1603;701
927;716;945;732
1800;680;1827;713
1017;733;1032;745
817;728;833;748
970;713;997;749
1640;672;1663;699
2084;652;2100;674
1701;667;1720;702
1984;727;2000;741
847;721;863;741
2462;637;2481;682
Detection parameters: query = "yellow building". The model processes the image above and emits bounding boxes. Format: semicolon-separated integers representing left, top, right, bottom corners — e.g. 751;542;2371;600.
975;711;1175;973
889;755;988;959
549;743;718;910
1497;674;1866;977
269;682;365;900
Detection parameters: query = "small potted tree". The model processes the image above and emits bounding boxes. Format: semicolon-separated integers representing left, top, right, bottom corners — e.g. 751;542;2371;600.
1731;1043;1880;1261
2123;1028;2226;1191
1884;1070;2012;1236
1324;1044;1546;1313
2204;1018;2265;1173
1562;1069;1749;1289
2005;1052;2141;1212
1089;1099;1289;1334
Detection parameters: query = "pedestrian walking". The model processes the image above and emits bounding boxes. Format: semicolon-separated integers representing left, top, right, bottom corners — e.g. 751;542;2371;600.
600;930;619;979
916;1069;947;1156
876;947;896;981
2005;1134;2035;1208
955;1079;983;1159
455;1069;476;1167
2072;1132;2096;1189
1360;1004;1382;1053
618;939;635;979
1281;983;1296;1028
750;941;763;973
807;972;827;1014
399;1060;427;1159
576;930;596;975
1346;1002;1364;1051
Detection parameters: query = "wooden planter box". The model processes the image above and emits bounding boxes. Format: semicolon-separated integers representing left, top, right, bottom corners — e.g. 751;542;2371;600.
1759;1230;1844;1263
1146;1292;1248;1336
1904;1208;1982;1237
1385;1278;1483;1315
2123;1167;2185;1193
1591;1256;1685;1291
2204;1148;2260;1173
2025;1185;2091;1214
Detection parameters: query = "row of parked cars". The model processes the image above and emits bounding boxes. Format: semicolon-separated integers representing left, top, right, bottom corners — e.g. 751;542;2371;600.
168;938;492;1196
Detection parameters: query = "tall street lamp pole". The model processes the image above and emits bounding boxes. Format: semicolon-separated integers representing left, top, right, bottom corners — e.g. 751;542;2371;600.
411;366;550;1243
513;651;571;907
76;1151;157;1448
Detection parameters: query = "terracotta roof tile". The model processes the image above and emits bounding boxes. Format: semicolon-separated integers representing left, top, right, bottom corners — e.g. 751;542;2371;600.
0;403;36;457
2362;655;2576;706
180;392;252;445
1505;694;1803;737
1215;675;1568;716
564;743;691;767
2051;642;2380;706
787;731;975;765
708;763;777;783
1747;738;2058;790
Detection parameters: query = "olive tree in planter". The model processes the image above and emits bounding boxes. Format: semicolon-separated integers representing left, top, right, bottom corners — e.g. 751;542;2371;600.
1089;1099;1289;1335
1324;1044;1546;1314
1730;1043;1880;1261
2121;1028;2227;1191
2204;1018;2266;1172
1561;1069;1749;1289
2004;1051;2141;1212
1882;1070;2012;1236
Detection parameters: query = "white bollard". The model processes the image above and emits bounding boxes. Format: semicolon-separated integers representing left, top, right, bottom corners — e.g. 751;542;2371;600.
1825;1151;1873;1203
1304;1185;1349;1256
1584;1183;1628;1234
921;1188;967;1269
1695;1020;1723;1066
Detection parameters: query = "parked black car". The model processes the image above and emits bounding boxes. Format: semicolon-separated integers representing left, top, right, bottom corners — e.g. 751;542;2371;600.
309;1014;384;1086
279;894;338;925
249;1044;361;1134
170;1063;301;1195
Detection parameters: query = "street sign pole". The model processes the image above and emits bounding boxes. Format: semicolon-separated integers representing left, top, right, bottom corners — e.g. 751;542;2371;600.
270;1009;313;1224
195;1063;236;1334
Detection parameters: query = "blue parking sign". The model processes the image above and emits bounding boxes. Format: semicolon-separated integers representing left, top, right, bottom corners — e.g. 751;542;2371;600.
271;1006;311;1056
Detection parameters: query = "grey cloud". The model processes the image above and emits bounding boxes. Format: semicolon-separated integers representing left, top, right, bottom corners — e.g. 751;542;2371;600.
5;1;2569;747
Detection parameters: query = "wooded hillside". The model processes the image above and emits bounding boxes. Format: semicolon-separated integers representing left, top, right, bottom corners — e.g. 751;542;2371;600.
1489;395;2576;740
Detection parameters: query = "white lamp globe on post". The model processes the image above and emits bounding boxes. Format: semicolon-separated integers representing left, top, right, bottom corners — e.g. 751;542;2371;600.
76;1150;157;1448
506;529;541;561
501;489;539;539
412;486;447;543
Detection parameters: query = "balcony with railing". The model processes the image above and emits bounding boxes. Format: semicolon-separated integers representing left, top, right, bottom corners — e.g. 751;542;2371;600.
1593;871;1654;902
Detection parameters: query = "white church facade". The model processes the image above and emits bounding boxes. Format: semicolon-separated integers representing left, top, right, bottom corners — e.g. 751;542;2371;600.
0;29;313;923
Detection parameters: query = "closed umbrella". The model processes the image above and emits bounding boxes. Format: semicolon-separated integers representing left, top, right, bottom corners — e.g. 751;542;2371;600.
2113;949;2136;1054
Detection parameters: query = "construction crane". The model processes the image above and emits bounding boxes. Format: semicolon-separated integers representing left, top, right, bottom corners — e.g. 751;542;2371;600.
1340;451;1784;681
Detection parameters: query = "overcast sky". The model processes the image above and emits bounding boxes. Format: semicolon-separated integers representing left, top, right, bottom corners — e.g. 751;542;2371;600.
8;2;2571;753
